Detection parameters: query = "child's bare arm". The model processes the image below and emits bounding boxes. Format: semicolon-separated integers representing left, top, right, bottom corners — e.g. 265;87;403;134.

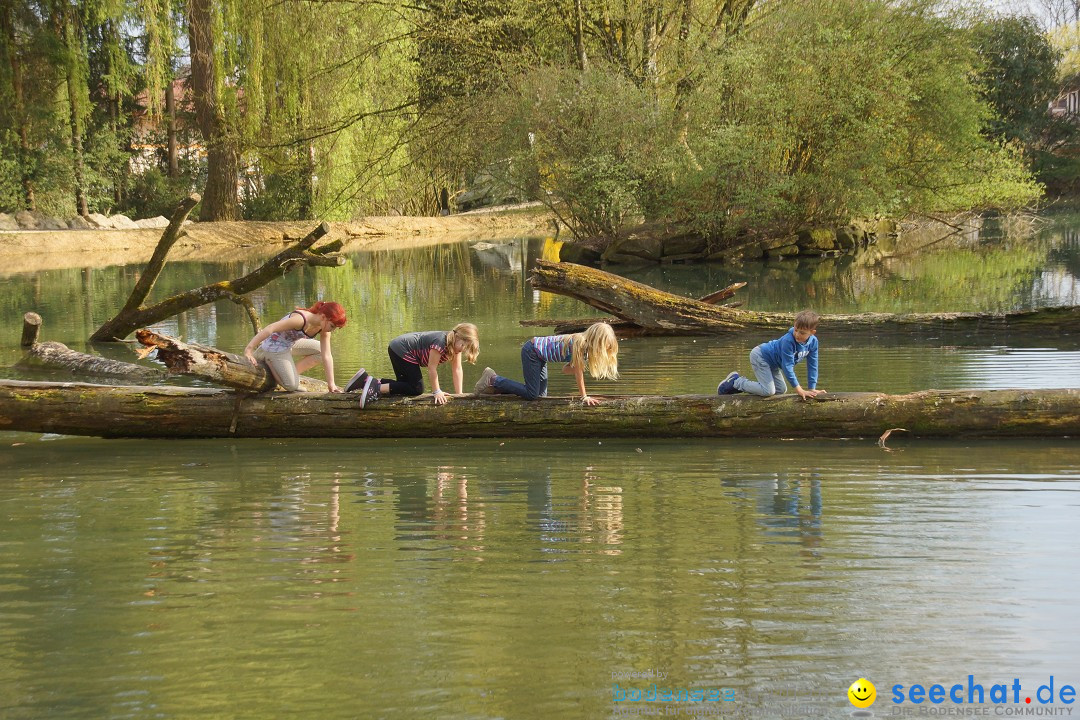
427;352;448;404
451;352;464;394
244;315;302;364
571;364;600;405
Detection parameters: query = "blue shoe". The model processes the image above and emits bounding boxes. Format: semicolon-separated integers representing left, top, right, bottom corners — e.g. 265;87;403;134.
717;371;740;395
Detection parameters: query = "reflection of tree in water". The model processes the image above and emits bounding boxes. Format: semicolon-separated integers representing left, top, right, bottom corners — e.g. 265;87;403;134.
1046;227;1080;282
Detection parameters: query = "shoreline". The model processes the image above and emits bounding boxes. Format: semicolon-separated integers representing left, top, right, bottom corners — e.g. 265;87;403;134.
0;205;558;275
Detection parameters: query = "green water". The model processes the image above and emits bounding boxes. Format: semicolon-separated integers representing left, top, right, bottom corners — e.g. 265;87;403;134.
2;218;1080;718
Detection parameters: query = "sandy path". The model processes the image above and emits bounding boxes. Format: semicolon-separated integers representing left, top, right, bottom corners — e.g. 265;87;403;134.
0;206;557;275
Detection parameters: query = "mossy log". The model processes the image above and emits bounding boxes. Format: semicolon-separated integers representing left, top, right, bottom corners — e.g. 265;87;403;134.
1;380;1077;439
529;260;1080;336
135;329;327;392
520;281;747;334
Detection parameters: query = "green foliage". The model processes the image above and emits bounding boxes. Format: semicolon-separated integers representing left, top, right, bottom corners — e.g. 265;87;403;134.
119;167;198;219
462;64;678;239
465;0;1041;242
970;15;1061;147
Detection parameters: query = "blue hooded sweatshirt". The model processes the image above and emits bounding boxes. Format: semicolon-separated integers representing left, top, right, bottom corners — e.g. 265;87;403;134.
758;327;818;389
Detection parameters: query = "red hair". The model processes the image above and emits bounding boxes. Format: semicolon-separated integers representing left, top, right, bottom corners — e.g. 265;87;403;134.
301;301;347;329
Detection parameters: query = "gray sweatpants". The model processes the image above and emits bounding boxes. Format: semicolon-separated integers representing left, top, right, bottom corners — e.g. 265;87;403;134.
253;339;321;391
734;344;788;397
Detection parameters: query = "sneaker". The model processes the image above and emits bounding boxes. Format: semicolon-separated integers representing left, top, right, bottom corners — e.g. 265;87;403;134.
345;368;369;393
716;371;740;395
474;367;497;395
360;376;380;409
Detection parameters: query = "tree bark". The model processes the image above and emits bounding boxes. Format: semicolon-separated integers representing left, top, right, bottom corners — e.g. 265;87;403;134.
529;260;1080;336
520;281;747;334
135;329;327;392
188;0;239;221
62;13;88;217
18;311;165;381
573;0;588;71
21;312;41;348
90;217;343;342
21;343;166;382
1;381;1077;439
165;75;179;177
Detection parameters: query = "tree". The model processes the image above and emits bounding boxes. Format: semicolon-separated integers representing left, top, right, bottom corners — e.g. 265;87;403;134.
971;15;1062;147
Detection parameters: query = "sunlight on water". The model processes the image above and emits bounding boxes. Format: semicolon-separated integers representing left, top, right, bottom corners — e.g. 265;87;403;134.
2;218;1080;718
1;439;1079;718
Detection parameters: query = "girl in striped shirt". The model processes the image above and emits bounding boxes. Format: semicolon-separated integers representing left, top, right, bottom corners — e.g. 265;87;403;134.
346;323;479;407
474;323;619;405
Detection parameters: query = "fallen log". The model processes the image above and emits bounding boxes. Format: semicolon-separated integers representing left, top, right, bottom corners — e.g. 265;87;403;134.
1;380;1077;439
18;312;165;382
529;260;1080;336
521;281;748;334
135;329;327;392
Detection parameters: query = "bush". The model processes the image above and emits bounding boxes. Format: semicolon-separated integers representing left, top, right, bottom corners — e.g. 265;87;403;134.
119;168;200;220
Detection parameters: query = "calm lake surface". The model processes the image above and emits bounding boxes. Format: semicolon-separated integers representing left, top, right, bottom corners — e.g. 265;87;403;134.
2;216;1079;718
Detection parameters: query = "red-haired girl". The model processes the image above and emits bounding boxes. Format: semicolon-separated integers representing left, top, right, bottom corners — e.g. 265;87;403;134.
244;301;347;392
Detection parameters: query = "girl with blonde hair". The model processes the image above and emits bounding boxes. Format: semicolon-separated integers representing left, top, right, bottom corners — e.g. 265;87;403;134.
474;322;618;405
346;323;479;407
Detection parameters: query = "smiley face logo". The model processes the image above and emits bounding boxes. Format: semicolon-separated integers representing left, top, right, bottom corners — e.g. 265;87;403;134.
848;678;876;708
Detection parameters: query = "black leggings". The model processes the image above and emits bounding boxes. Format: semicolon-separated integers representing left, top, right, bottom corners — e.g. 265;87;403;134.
382;349;424;396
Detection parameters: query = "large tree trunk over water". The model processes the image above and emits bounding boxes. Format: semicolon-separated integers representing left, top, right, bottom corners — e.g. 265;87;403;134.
1;381;1077;440
529;260;1080;336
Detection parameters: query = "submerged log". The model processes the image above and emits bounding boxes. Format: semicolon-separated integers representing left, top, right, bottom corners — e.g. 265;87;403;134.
135;329;328;392
18;312;165;382
1;380;1077;439
529;260;1080;336
22;342;166;382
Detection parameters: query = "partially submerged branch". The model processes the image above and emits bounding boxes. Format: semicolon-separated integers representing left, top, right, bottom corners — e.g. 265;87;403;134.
136;329;328;393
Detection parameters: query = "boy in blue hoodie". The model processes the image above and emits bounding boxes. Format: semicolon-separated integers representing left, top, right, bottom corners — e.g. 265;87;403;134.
716;310;826;400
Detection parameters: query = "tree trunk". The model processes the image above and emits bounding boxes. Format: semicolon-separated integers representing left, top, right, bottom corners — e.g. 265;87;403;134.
135;329;327;392
529;260;1080;336
62;14;88;217
18;311;166;381
90;219;343;341
188;0;239;221
520;281;747;334
573;0;588;71
165;75;179;177
21;343;166;382
1;381;1077;439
